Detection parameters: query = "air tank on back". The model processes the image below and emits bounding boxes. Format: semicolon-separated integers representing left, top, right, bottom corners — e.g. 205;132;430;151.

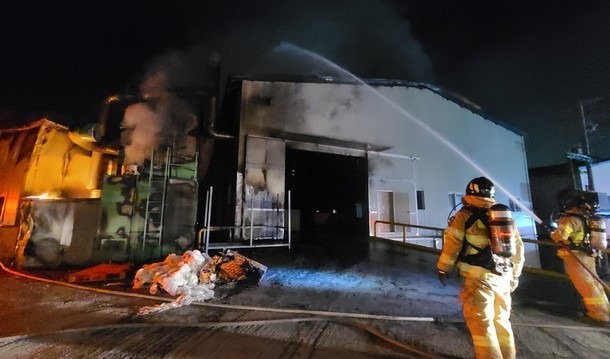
488;204;517;258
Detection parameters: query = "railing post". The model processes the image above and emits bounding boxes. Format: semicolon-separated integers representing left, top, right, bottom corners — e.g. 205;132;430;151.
201;189;210;249
205;186;213;251
402;225;406;243
249;186;254;247
373;220;377;237
288;190;291;250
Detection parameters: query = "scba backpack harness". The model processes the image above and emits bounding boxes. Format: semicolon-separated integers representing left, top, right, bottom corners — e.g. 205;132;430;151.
458;204;517;275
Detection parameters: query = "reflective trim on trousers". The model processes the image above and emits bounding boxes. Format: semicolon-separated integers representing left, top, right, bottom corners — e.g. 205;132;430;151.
561;253;610;322
461;278;516;359
472;334;497;347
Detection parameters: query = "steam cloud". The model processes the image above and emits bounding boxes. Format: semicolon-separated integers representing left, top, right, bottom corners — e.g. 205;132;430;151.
122;102;162;165
121;64;196;165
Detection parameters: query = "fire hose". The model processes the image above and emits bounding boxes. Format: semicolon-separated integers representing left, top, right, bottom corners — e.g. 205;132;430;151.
0;261;443;358
0;318;440;359
1;261;609;331
1;260;610;359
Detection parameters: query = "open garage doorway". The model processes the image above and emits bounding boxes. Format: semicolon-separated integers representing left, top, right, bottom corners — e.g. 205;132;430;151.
286;148;369;262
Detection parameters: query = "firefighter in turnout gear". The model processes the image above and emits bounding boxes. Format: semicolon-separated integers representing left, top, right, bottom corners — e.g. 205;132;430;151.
437;177;524;359
550;190;610;324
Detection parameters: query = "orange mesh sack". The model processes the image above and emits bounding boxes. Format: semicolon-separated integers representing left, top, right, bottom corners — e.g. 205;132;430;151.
218;260;247;281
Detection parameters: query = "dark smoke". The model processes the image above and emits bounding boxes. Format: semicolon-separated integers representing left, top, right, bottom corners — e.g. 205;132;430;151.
123;0;433;163
138;0;433;90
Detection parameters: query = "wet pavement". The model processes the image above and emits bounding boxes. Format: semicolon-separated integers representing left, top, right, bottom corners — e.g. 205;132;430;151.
0;237;609;358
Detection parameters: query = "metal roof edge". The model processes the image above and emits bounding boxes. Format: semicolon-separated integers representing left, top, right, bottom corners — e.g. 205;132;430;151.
229;74;526;136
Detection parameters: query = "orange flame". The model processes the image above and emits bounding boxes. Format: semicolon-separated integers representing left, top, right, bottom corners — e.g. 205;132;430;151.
25;192;61;200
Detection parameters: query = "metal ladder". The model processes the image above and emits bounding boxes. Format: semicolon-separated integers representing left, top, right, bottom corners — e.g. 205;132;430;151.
141;146;199;260
141;147;171;259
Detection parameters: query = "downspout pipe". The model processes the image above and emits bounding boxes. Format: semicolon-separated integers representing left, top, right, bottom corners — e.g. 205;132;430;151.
98;94;144;141
203;55;234;140
206;95;234;140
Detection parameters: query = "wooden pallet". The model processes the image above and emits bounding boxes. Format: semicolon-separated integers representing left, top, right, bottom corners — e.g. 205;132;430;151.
68;263;130;283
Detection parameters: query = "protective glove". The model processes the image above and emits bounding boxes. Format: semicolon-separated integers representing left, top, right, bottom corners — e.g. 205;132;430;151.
438;270;449;286
509;277;519;293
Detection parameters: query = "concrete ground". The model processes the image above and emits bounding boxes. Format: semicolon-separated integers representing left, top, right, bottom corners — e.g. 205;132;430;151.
0;237;609;358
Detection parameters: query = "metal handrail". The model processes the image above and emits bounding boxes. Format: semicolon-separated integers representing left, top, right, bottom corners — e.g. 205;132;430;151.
372;221;609;282
197;187;291;253
197;225;289;247
373;220;444;245
522;237;610;254
372;220;610;254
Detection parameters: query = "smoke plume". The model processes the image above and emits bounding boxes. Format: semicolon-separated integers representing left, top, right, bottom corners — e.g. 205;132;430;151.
197;0;433;81
132;0;433;97
122;0;433;165
122;102;163;165
122;62;198;165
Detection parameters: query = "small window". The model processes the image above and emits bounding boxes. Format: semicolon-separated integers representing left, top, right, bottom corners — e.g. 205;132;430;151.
417;190;426;210
448;193;463;208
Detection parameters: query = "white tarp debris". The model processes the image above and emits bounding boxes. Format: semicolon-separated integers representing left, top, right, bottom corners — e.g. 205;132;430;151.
133;250;215;315
133;249;268;315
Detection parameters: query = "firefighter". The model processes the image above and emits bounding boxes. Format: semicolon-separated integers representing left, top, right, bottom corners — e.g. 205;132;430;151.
550;190;610;325
437;177;524;359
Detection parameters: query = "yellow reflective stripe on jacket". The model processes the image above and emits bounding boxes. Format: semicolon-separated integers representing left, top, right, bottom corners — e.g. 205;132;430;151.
438;209;470;272
512;234;525;278
551;215;585;244
457;262;492;279
463;217;491;256
439;207;492;274
438;204;524;280
444;226;464;239
464;234;489;254
583;297;609;305
467;234;489;244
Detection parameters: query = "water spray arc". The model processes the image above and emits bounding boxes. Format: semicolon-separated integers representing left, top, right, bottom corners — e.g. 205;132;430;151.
276;42;542;224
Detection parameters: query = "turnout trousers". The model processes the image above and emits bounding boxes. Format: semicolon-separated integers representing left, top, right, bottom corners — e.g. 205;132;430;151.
460;277;515;359
559;249;610;322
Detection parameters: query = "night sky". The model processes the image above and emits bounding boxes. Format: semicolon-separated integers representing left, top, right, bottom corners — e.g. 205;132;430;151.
2;0;610;167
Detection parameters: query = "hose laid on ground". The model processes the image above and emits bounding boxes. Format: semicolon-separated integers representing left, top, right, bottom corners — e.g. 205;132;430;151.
0;318;441;359
1;261;609;336
0;262;443;358
0;261;435;323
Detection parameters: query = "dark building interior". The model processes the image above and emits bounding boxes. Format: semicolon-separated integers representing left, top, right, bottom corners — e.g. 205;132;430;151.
286;149;369;262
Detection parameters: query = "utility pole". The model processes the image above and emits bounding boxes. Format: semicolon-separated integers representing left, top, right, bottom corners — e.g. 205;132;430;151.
579;100;595;191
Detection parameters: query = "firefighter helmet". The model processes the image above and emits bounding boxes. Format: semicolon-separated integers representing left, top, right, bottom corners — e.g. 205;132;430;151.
558;189;599;214
465;177;495;198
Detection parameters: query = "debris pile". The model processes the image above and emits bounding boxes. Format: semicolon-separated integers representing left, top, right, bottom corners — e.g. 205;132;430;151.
133;249;266;315
200;249;268;284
